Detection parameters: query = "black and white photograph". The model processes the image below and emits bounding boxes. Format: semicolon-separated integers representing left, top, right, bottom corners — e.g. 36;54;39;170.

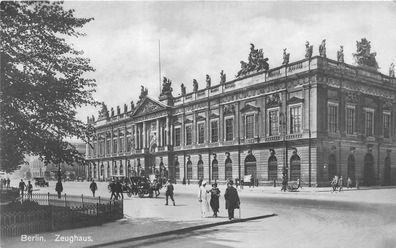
1;1;396;247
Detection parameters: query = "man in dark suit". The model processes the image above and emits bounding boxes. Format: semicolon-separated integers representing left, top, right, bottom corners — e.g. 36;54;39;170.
224;179;240;220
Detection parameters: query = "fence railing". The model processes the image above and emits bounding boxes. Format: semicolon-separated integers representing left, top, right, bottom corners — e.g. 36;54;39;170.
1;193;123;237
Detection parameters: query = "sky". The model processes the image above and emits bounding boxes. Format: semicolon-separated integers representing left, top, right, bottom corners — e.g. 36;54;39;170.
63;1;396;122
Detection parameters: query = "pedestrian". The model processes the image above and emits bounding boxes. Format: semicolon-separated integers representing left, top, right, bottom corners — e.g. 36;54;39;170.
182;177;186;185
115;179;123;200
90;179;98;197
6;178;10;188
281;176;288;192
356;177;360;190
297;178;301;189
331;176;338;193
198;180;210;217
27;180;33;200
55;180;63;199
198;178;203;187
165;179;176;206
209;183;221;217
338;176;343;192
224;180;240;220
109;179;117;200
347;177;352;189
240;178;244;190
19;179;26;198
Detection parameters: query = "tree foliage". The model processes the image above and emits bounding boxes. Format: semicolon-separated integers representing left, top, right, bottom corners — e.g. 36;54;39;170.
0;1;97;172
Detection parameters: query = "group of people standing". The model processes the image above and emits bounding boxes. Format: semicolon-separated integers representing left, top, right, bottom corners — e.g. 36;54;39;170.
18;179;33;199
198;179;240;220
331;176;353;192
1;178;10;188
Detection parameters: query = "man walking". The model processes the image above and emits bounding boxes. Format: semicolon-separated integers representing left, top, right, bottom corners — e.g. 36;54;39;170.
115;179;123;200
338;176;343;192
6;178;10;188
90;179;98;197
109;179;117;200
55;180;63;199
27;181;33;200
198;180;209;217
224;180;240;220
19;179;26;198
165;179;175;206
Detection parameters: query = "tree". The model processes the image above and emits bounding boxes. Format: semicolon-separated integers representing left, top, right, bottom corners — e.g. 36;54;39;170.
44;170;51;180
0;2;97;172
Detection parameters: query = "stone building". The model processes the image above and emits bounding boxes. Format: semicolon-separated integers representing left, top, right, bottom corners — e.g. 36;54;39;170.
86;40;396;186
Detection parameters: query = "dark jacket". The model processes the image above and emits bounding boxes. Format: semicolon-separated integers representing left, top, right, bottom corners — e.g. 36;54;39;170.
115;182;122;192
166;183;174;195
90;182;97;191
55;182;63;192
19;181;26;190
224;186;240;209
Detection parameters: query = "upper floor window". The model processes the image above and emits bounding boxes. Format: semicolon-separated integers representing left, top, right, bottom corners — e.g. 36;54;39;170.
328;103;338;133
174;127;181;146
290;105;302;134
245;114;255;139
346;106;355;135
268;109;279;136
106;139;111;155
185;125;192;145
197;122;205;144
364;109;374;137
211;120;219;142
119;136;124;153
225;118;233;141
113;139;117;153
383;112;391;138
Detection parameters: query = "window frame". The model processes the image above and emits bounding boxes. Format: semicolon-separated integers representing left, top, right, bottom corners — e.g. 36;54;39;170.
267;107;280;136
245;113;255;139
327;102;338;134
225;117;234;141
210;119;219;143
289;103;303;134
364;108;375;137
185;124;193;145
197;121;205;144
174;126;181;146
345;105;356;135
383;111;391;139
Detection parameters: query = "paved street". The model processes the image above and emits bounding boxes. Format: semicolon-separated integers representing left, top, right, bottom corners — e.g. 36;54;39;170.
2;181;396;248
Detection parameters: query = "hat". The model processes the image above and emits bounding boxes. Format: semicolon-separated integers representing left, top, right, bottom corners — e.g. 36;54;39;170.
212;183;217;187
202;180;207;185
228;179;234;185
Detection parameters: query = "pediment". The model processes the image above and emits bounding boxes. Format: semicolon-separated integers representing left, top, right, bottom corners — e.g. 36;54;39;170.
240;104;260;113
287;97;304;105
132;97;168;117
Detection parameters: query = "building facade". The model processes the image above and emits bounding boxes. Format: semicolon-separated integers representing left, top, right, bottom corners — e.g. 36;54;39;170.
86;41;396;186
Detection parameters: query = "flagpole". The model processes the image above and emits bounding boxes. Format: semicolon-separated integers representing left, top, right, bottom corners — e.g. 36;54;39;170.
158;40;161;93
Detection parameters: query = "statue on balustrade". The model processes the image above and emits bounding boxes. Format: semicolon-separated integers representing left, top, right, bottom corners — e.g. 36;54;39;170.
110;107;114;117
124;104;128;113
319;39;326;58
305;41;313;59
282;48;290;65
181;83;186;95
130;100;135;111
353;38;378;69
161;77;173;96
337;45;344;63
206;75;211;88
236;43;269;78
193;79;199;92
98;102;109;119
138;85;148;104
220;70;226;84
390;63;395;78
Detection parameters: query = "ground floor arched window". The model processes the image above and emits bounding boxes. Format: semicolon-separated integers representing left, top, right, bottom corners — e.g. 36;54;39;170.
107;164;111;178
268;155;277;180
328;154;337;180
384;157;391;186
225;158;233;180
197;160;204;179
119;161;123;176
364;153;375;186
187;161;192;180
212;159;218;180
175;161;180;180
244;154;256;176
347;155;355;182
290;154;301;181
100;164;104;177
93;164;97;178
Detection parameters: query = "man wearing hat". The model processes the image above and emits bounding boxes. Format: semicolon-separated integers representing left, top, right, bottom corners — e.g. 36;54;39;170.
165;179;175;206
109;178;117;200
198;180;209;217
224;179;240;220
209;182;221;217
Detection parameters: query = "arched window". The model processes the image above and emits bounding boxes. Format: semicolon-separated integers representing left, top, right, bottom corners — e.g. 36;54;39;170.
268;155;278;180
100;164;104;177
328;154;337;180
290;154;301;181
244;154;256;176
175;161;180;179
114;164;118;176
120;161;124;176
212;159;218;180
225;157;233;180
384;157;391;186
128;163;131;177
197;160;204;179
93;164;97;178
107;164;110;178
347;155;355;182
187;161;192;180
364;153;375;186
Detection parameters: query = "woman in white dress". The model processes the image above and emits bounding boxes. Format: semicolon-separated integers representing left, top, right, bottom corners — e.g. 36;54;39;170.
198;180;210;217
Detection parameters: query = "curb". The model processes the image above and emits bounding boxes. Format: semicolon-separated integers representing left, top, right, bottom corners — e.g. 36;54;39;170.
85;213;277;248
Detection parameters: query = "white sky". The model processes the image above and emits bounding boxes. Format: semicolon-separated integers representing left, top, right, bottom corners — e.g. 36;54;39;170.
63;1;396;122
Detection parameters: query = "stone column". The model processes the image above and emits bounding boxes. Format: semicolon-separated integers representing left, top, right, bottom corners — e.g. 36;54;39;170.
166;117;170;146
156;119;160;147
192;114;196;144
124;125;127;154
143;122;147;148
110;127;114;155
133;124;138;150
170;123;174;146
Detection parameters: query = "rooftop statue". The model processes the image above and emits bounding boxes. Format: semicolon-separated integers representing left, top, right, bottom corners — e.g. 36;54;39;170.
181;83;186;95
206;74;211;88
138;85;148;104
337;45;344;63
305;41;313;59
220;70;226;84
98;102;109;119
130;100;135;111
353;38;378;69
282;48;290;65
319;39;326;58
236;43;269;78
390;63;395;78
161;77;173;96
110;107;114;117
193;79;198;92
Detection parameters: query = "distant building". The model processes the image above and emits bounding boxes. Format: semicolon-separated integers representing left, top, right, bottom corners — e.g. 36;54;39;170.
86;40;396;186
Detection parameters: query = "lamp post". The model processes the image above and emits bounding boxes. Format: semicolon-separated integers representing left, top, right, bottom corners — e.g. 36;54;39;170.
280;113;288;184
